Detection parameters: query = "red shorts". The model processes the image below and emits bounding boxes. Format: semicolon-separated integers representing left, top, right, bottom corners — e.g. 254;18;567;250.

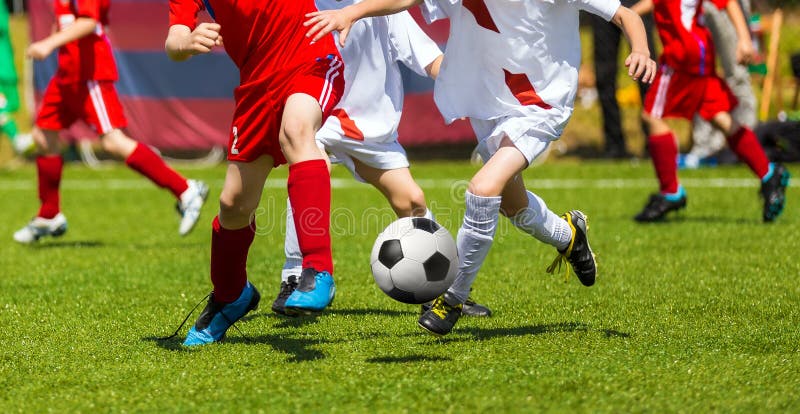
228;56;344;165
36;79;127;135
643;65;737;121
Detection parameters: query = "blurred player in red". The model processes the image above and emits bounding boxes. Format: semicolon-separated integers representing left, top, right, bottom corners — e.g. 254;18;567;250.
166;0;344;345
632;0;790;222
13;0;209;244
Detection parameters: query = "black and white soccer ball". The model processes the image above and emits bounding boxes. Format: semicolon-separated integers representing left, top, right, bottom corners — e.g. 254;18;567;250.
370;217;458;304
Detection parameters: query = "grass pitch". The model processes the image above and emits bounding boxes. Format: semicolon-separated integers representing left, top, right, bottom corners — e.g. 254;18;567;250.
0;160;799;412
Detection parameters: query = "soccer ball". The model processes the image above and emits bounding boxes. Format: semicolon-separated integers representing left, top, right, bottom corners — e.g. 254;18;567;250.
370;217;458;304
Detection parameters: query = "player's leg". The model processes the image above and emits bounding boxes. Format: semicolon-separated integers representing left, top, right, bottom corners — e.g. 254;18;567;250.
183;155;273;346
274;146;331;316
87;80;208;235
498;174;594;286
13;127;68;243
635;68;690;222
709;111;790;222
419;137;526;336
279;93;337;314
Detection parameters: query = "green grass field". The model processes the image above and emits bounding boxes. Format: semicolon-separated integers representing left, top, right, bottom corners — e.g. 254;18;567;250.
0;160;798;412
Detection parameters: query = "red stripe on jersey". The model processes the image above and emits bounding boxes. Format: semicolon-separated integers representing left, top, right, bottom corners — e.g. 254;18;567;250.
503;70;551;109
463;0;499;33
332;108;364;140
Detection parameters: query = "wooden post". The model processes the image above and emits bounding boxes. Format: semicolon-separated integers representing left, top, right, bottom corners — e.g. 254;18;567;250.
759;9;783;121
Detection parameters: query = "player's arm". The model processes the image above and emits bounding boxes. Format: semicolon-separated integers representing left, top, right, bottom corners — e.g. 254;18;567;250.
305;0;423;46
629;0;654;16
611;6;657;83
165;23;222;61
27;17;97;60
426;55;443;80
721;0;754;64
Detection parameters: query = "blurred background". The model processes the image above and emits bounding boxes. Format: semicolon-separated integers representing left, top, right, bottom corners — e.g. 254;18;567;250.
0;0;798;167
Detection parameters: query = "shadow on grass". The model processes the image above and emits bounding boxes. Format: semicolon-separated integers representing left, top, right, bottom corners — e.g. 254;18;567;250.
413;322;631;343
366;355;451;364
225;334;331;362
243;307;416;329
30;240;104;249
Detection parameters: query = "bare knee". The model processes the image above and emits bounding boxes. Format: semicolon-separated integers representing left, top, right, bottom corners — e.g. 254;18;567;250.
468;179;504;198
391;186;427;217
279;116;315;153
100;129;137;158
218;190;259;225
33;129;61;155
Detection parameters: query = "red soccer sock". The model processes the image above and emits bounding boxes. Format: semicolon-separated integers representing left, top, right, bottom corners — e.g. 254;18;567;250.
210;216;255;303
125;143;189;198
287;159;333;274
726;127;770;179
36;155;63;219
648;132;680;194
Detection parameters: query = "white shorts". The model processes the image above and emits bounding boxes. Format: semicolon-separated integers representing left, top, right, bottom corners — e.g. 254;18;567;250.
316;131;410;183
469;116;553;165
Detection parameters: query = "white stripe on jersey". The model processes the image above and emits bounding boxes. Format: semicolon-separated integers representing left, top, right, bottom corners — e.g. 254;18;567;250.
87;80;113;134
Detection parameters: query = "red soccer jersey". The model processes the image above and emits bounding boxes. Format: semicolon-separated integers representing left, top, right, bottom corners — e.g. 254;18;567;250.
168;0;341;85
652;0;729;75
53;0;118;83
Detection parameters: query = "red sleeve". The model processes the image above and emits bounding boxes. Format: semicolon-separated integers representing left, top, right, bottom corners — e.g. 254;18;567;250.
709;0;729;10
169;0;203;29
74;0;101;20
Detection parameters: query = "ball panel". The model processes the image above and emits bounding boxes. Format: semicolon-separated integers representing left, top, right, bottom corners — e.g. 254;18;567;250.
411;217;440;234
389;258;427;292
422;251;451;282
378;239;404;269
385;286;418;304
399;229;437;262
433;228;458;261
371;261;395;294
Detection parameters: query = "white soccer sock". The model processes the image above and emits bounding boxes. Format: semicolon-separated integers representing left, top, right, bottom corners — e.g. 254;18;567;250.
282;198;303;282
508;190;572;251
447;191;502;304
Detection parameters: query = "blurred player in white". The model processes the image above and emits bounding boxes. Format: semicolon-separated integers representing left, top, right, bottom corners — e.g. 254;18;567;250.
305;0;656;335
274;0;492;317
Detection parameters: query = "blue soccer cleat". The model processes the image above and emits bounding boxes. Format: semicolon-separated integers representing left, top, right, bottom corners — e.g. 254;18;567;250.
284;268;335;315
183;281;260;346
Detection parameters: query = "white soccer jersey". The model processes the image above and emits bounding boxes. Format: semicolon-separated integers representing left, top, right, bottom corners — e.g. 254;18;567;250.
315;0;443;143
422;0;620;141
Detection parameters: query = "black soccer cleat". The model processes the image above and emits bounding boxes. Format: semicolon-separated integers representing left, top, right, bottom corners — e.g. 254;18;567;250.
760;163;790;222
418;292;462;336
547;210;596;286
421;290;491;317
634;193;687;222
271;275;299;316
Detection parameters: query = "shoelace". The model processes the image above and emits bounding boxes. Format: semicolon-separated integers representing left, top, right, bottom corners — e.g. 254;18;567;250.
546;213;578;283
431;296;459;319
277;280;298;300
157;293;247;341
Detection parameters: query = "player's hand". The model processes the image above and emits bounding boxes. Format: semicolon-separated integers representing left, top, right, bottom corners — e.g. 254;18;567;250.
735;39;754;65
625;51;657;84
27;41;54;60
186;22;222;55
304;9;354;46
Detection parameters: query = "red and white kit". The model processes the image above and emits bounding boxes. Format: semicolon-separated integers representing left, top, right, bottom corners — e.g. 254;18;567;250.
643;0;737;121
420;0;620;164
169;0;345;166
36;0;125;134
314;0;441;179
